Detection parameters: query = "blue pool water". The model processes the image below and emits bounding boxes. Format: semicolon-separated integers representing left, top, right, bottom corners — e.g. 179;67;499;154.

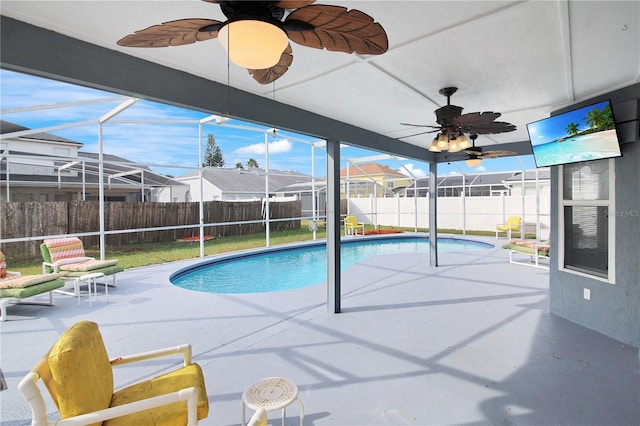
170;236;492;294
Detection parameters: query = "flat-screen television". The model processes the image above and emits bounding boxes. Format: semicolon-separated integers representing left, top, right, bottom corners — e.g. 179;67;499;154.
527;99;621;167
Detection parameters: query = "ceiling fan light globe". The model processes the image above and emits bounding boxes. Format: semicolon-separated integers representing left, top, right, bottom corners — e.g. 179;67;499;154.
448;139;462;152
457;134;471;149
437;134;449;150
219;20;288;69
428;140;441;152
465;158;482;167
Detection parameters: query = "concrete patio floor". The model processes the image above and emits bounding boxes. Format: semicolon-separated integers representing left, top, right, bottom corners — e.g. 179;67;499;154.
1;235;638;425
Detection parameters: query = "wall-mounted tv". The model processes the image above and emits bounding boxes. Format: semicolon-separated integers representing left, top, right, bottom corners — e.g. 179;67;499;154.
527;99;621;167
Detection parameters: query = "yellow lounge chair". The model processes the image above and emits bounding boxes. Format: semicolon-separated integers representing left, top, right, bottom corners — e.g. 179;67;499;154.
496;216;522;239
344;215;365;236
19;320;209;425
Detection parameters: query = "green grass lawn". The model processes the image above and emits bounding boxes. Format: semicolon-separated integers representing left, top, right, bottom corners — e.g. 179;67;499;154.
10;227;327;276
9;225;502;276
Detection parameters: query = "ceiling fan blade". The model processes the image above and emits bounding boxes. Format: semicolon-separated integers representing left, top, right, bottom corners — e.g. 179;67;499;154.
396;129;440;139
465;149;483;156
275;0;316;8
284;5;388;55
468;121;517;135
449;111;516;134
248;44;294;84
400;122;441;129
479;150;519;159
448;111;500;128
117;19;221;47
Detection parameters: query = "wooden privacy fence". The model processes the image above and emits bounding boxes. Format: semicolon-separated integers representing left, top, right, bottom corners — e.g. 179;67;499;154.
0;200;301;259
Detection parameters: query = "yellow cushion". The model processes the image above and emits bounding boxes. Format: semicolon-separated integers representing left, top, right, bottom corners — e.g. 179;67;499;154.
510;240;537;249
0;278;63;298
48;321;114;425
0;273;60;289
106;363;209;426
502;242;550;257
58;259;119;272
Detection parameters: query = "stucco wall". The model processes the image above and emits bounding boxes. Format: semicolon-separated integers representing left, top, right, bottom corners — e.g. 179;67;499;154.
549;85;640;347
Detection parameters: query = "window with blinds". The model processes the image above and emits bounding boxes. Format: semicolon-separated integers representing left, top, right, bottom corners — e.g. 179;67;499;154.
560;160;615;282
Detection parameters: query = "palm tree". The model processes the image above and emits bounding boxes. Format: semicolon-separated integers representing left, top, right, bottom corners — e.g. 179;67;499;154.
246;158;259;168
235;162;244;169
600;103;615;129
585;104;613;131
565;122;580;136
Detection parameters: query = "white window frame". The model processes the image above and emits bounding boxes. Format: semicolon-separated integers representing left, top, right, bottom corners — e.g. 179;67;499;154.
558;158;616;284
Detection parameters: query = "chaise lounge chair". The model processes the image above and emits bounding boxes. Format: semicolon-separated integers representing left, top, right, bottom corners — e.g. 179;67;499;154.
496;216;522;239
502;238;550;269
19;320;209;425
40;237;124;296
0;251;65;321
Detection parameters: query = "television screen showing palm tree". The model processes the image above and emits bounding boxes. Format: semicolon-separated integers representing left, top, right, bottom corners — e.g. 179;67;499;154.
527;99;621;167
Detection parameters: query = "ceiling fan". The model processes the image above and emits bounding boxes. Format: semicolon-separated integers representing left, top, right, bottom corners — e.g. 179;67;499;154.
117;0;388;85
399;87;517;159
462;134;518;166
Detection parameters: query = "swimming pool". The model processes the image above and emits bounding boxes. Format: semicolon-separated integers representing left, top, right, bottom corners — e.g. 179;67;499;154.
170;235;492;294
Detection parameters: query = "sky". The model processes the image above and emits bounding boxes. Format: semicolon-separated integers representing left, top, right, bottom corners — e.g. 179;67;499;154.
1;69;536;178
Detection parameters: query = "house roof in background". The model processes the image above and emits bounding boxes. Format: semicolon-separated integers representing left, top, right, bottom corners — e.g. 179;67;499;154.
341;162;407;178
274;180;328;194
1;152;185;188
1;120;82;146
178;168;312;194
0;120;184;188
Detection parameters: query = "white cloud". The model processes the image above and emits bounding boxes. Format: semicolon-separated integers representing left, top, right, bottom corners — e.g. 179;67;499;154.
235;139;293;155
397;163;426;177
475;165;487;172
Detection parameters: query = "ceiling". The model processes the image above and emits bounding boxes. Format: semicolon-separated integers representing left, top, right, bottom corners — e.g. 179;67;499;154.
1;1;639;164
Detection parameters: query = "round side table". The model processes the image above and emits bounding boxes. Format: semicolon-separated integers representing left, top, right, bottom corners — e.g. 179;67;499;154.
77;272;106;307
241;377;304;426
